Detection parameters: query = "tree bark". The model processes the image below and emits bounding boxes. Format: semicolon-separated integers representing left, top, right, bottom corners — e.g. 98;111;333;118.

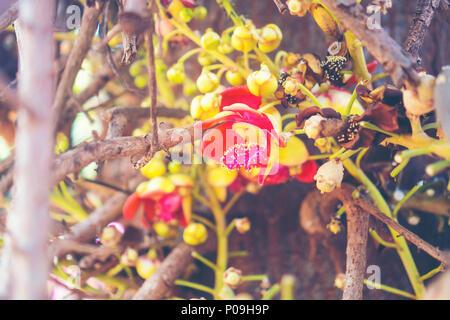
0;0;55;299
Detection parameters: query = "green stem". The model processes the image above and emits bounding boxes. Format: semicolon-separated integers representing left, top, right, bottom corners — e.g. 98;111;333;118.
228;251;248;258
369;228;398;249
363;280;416;299
192;251;218;272
262;284;280;300
225;220;236;237
393;182;423;219
390;158;410;178
344;159;425;298
191;213;216;231
426;160;450;177
298;83;323;108
418;265;444;282
344;86;358;118
200;169;228;299
242;274;267;282
174;279;216;296
359;121;398;137
177;48;202;64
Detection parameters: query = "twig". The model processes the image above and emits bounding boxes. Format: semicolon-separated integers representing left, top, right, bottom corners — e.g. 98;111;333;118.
403;0;441;61
273;0;288;14
319;0;420;87
354;197;450;267
53;4;104;131
145;13;159;162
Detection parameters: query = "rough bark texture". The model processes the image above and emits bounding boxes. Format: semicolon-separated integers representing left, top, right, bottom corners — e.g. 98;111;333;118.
403;0;441;60
0;0;54;299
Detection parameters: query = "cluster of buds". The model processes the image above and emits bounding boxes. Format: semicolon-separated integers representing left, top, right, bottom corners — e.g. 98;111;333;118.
166;63;186;84
190;93;221;120
120;248;139;267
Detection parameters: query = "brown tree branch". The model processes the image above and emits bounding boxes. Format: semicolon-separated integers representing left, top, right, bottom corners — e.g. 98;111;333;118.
354;198;450;267
0;0;55;299
403;0;441;61
53;4;104;130
324;184;369;300
132;243;195;300
320;0;420;87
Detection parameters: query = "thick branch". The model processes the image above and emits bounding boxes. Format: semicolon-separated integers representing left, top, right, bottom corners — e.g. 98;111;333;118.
324;184;369;300
320;0;419;87
0;0;55;299
403;0;441;60
132;243;195;300
52;125;194;186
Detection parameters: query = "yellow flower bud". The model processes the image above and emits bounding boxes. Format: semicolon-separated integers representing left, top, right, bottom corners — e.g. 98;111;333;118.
200;93;220;112
226;69;245;86
190;95;204;119
153;221;171;238
136;177;175;196
213;186;228;202
334;273;346;290
327;218;342;234
223;267;243;289
196;70;219;93
231;26;257;53
140;158;166;179
246;65;278;97
235;217;251;234
55;132;69;154
314;160;344;194
183;223;208;246
201;28;221;50
257;24;282;53
193;6;207;20
121;248;138;266
166;63;185;84
136;256;160;279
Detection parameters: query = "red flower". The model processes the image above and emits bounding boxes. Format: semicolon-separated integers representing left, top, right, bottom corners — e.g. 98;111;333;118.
196;103;285;175
346;61;377;85
220;86;262;111
295;160;318;183
122;179;189;228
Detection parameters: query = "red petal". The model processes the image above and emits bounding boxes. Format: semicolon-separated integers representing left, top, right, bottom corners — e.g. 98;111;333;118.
258;164;290;185
295;160;318;183
220;86;262;111
142;199;156;228
123;193;141;221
